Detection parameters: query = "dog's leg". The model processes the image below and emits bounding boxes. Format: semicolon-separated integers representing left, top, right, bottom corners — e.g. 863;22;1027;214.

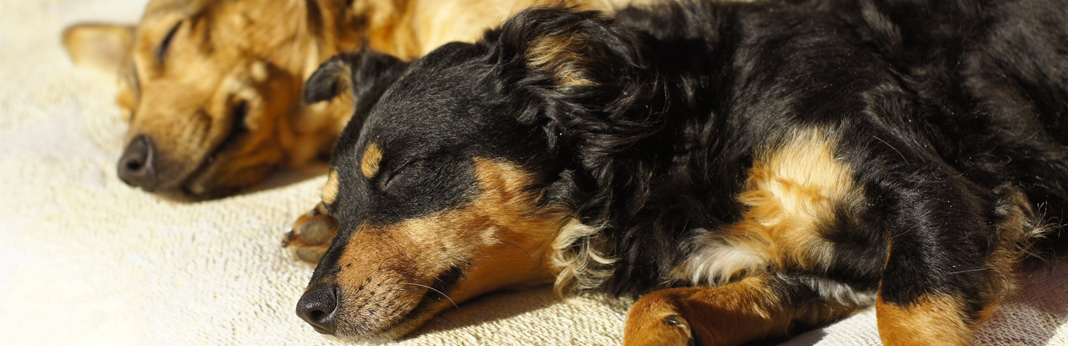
623;274;861;346
283;202;337;263
874;183;1041;346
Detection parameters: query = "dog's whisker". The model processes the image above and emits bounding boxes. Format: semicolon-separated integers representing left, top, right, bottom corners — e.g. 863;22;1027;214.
493;240;535;262
947;267;989;275
394;282;459;309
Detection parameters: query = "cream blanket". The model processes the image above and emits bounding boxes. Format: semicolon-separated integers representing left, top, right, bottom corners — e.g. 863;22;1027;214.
1;0;1065;345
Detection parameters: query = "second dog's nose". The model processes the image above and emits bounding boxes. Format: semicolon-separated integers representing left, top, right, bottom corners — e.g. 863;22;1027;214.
296;284;339;334
117;136;159;189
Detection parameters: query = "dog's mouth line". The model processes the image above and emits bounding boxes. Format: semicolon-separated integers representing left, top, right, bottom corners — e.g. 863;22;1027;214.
175;153;220;196
363;265;466;338
174;133;237;198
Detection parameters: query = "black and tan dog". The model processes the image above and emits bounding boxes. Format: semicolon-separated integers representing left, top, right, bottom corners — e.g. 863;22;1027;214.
288;0;1068;344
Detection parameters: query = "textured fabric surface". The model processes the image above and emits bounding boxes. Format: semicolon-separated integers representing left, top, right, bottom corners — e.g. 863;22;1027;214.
1;0;1066;345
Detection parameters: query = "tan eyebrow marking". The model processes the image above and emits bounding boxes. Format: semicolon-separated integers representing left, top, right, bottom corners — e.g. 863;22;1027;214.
361;143;383;179
322;170;339;204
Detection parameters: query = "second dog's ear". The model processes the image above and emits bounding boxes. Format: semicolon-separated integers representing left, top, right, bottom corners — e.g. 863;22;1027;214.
304;50;409;105
62;23;135;75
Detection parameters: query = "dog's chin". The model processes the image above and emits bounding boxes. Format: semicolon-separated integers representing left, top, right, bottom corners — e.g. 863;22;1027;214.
178;177;242;201
137;168;244;202
139;169;239;201
333;302;446;342
171;156;274;201
133;184;236;202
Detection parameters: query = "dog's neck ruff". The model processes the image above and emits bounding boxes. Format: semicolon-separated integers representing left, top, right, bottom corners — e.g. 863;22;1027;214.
551;219;617;294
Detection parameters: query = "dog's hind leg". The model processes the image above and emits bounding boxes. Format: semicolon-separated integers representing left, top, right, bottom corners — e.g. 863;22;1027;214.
283;202;338;264
873;183;1044;346
623;274;863;346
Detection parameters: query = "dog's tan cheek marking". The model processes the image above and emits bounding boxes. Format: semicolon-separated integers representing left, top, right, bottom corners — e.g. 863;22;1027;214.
452;159;568;298
326;158;568;338
876;294;972;346
361;142;383;179
676;129;859;284
321;169;339;204
398;159;566;300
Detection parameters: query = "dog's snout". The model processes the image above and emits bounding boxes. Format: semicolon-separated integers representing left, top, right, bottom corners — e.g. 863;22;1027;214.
117;136;159;189
296;284;339;334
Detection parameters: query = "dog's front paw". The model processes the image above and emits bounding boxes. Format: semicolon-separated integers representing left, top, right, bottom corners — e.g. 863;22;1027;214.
624;290;696;346
283;203;337;264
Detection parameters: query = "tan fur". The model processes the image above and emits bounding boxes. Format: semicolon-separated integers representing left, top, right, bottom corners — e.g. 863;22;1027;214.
62;24;134;75
321;170;339;205
360;143;383;179
527;33;599;88
64;0;638;198
605;129;867;346
976;186;1046;321
625;275;857;346
673;129;860;285
873;187;1046;346
522;0;677;88
624;291;695;346
319;158;568;338
876;294;972;346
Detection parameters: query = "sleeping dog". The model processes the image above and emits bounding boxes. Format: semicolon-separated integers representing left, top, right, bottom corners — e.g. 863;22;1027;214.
62;0;644;199
289;0;1068;344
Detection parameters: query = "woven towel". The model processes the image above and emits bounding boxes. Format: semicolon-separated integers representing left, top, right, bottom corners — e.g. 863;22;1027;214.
0;0;1065;344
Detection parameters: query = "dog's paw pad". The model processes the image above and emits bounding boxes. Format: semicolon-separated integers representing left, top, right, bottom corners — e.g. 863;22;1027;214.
294;248;326;263
296;217;335;245
283;206;338;264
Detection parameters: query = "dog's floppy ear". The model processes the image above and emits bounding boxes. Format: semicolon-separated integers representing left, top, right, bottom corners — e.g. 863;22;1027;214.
487;7;657;154
62;23;135;75
491;8;644;92
303;58;352;104
489;8;672;224
304;49;409;105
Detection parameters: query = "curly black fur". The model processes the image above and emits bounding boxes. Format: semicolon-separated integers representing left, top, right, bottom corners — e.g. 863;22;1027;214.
304;0;1068;342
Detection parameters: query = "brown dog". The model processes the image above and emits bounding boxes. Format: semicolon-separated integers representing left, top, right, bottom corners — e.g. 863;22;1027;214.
63;0;642;199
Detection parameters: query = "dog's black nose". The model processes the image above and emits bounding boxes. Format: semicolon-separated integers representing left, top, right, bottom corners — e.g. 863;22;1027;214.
296;284;339;334
117;136;159;189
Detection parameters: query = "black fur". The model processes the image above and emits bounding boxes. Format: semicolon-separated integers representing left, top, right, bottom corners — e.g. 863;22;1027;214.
306;0;1068;342
304;48;410;128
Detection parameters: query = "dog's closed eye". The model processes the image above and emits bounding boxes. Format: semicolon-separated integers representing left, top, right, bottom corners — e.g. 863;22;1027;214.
156;20;183;65
381;160;416;191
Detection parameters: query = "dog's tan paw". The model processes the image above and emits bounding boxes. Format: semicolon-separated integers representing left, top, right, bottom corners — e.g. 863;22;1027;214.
624;291;695;346
283;203;337;264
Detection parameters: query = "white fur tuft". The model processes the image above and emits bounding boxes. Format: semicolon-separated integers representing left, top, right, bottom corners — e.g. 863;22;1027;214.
551;219;617;294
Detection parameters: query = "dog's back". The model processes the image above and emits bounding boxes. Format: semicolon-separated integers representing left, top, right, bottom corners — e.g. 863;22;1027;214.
291;0;1068;344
